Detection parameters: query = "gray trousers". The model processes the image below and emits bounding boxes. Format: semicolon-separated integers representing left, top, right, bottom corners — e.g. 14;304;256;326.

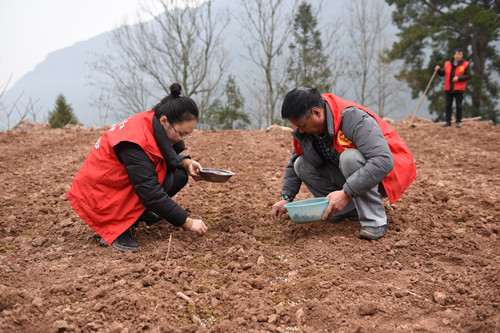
294;149;387;227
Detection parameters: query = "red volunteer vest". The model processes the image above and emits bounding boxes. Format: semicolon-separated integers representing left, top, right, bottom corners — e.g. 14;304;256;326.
67;111;167;245
293;94;416;204
444;60;469;91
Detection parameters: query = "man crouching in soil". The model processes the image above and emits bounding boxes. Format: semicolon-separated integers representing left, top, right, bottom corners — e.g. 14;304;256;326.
271;87;416;240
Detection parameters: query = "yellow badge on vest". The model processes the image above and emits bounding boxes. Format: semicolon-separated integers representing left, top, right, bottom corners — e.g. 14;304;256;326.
336;130;356;149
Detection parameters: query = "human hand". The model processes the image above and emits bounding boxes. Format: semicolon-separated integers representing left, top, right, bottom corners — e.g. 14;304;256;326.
434;65;440;71
181;218;207;236
182;159;203;181
271;200;289;221
322;191;351;220
452;76;459;82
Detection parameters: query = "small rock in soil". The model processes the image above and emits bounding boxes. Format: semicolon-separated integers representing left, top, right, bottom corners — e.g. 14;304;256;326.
358;303;378;316
433;291;447;305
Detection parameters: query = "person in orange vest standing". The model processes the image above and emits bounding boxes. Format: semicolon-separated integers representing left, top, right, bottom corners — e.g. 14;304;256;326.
67;83;207;252
435;48;471;128
271;87;416;240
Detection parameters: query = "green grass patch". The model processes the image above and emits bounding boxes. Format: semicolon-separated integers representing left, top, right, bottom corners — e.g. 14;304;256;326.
191;257;226;270
205;217;221;226
206;187;227;195
177;303;230;327
0;242;16;253
255;226;293;246
202;206;217;215
196;282;220;294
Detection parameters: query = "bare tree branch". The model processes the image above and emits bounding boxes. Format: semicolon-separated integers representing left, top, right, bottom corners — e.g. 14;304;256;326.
240;0;298;127
1;91;24;130
346;0;404;117
90;0;229;128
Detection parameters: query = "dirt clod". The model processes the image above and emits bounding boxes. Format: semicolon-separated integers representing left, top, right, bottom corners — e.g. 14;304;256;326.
358;303;378;316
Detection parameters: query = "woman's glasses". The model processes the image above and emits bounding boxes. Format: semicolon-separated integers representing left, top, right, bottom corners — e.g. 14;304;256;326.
169;121;193;140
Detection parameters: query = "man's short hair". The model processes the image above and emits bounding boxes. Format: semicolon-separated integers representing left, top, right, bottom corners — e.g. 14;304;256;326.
454;48;464;54
281;86;325;120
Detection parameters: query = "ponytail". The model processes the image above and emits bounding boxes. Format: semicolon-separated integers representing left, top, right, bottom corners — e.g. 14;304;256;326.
153;83;199;123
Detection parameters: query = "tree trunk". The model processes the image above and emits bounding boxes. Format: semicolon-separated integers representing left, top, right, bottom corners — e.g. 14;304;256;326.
469;26;489;113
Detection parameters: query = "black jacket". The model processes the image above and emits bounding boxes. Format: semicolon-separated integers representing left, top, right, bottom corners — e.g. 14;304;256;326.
113;116;189;227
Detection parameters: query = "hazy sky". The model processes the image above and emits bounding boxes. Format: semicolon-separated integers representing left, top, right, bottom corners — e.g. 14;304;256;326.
0;0;164;90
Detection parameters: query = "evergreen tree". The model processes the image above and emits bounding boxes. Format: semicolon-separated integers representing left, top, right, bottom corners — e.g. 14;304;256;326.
286;1;332;92
206;76;250;130
386;0;500;123
48;94;80;128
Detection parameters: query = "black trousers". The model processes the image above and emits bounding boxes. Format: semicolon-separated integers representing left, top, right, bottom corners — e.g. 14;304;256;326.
162;168;189;197
445;91;464;123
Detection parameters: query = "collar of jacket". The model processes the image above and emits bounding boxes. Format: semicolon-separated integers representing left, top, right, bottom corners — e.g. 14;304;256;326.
325;101;335;136
152;115;185;170
450;58;465;66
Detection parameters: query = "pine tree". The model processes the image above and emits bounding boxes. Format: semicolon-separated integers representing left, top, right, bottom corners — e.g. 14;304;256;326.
286;1;332;93
48;94;80;128
206;76;250;130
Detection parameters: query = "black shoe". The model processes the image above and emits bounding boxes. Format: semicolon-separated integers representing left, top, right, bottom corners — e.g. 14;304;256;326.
110;228;139;252
359;224;388;240
324;209;359;223
456;122;462;128
134;210;163;227
442;122;451;127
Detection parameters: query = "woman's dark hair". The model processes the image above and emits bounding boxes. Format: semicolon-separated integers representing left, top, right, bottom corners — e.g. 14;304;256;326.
153;83;199;123
281;86;324;120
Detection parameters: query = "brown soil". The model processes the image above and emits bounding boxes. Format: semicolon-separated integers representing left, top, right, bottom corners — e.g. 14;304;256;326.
0;118;499;333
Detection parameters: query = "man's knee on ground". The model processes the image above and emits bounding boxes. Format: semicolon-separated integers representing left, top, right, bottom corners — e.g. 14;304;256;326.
339;149;366;177
293;156;307;179
293;156;310;180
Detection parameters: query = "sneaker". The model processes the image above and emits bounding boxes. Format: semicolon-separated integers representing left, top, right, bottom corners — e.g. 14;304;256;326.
442;122;451;127
134;210;163;227
110;228;139;252
456;122;462;128
325;209;359;223
359;224;388;240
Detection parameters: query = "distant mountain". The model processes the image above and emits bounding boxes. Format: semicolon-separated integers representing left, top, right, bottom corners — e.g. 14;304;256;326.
3;32;109;128
2;0;431;130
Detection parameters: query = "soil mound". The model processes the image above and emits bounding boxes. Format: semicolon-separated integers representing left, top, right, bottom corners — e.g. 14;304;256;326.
11;119;50;131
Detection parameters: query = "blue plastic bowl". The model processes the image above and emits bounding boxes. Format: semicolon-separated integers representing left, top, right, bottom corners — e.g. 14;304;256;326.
284;197;329;223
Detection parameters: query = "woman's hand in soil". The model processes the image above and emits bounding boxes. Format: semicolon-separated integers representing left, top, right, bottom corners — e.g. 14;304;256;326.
322;190;350;220
271;200;289;220
181;217;207;236
182;159;203;181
